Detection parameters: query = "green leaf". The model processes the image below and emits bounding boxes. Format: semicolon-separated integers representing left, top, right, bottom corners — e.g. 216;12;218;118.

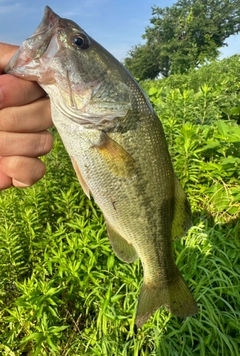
230;106;240;115
221;157;240;167
20;332;43;343
217;120;230;136
201;141;221;151
48;325;69;334
227;206;239;215
148;87;158;95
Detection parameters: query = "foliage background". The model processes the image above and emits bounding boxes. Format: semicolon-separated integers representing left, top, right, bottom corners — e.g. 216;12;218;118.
124;0;240;79
0;55;239;355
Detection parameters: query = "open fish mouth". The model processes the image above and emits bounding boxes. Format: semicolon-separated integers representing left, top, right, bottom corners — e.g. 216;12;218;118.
4;7;60;75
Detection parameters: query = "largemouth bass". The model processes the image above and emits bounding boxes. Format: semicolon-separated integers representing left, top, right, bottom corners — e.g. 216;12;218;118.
5;6;198;327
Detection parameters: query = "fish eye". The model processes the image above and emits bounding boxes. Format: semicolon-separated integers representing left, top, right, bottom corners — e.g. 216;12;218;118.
71;34;89;49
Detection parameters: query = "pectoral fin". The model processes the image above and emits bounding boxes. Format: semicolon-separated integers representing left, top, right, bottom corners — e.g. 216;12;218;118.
70;156;90;199
105;220;138;263
172;176;192;239
92;132;136;178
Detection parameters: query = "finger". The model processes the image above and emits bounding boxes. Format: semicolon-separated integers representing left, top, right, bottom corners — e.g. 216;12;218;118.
0;43;47;107
12;179;31;188
0;169;12;190
0;97;53;132
0;74;46;109
0;43;19;72
0;130;54;157
0;156;46;187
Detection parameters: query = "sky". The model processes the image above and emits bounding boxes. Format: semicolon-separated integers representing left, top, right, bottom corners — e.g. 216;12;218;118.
0;0;239;62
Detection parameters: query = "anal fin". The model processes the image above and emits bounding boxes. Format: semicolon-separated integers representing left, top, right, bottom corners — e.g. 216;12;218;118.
172;175;192;239
105;220;138;263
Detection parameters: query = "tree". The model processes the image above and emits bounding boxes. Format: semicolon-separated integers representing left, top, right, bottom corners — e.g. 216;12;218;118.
124;43;166;80
124;0;240;80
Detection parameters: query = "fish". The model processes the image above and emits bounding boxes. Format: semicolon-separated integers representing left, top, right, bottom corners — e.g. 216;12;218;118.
5;6;198;327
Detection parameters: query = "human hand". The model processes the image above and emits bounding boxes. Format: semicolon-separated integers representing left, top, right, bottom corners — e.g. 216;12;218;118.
0;42;53;190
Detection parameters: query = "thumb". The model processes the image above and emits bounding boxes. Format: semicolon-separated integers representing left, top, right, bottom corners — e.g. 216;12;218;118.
0;42;19;73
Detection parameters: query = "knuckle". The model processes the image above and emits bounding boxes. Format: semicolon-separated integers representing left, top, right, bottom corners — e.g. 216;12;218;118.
28;160;46;185
1;156;46;186
37;131;54;155
7;107;19;131
0;156;18;176
0;83;6;109
0;132;10;155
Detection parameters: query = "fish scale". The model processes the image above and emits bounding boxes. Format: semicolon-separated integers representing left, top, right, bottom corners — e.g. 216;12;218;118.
5;6;198;327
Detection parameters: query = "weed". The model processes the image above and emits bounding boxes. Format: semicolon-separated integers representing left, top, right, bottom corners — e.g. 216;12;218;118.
0;56;240;355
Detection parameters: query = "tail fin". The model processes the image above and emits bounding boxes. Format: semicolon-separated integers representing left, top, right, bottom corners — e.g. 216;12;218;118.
136;269;198;328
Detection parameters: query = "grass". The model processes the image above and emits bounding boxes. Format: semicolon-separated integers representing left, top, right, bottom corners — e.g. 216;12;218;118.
0;133;239;355
0;54;240;354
